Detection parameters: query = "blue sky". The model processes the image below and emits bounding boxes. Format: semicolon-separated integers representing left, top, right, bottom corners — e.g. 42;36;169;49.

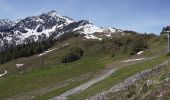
0;0;170;34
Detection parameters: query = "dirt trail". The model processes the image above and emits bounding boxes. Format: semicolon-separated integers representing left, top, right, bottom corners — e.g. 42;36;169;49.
50;56;157;100
6;56;158;100
50;67;117;100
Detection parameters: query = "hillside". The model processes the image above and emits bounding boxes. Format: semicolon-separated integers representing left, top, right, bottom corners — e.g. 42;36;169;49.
0;11;169;100
0;30;168;100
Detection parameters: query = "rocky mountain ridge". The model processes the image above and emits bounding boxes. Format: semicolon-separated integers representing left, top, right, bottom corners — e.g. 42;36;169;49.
0;10;124;50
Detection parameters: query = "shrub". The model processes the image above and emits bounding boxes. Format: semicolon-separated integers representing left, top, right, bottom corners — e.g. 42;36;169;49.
132;39;147;52
110;35;148;56
126;85;136;98
130;35;148;55
62;47;84;63
167;52;170;56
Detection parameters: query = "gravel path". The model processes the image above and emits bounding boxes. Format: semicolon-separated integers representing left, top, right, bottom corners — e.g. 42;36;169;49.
50;56;157;100
6;55;159;100
50;68;118;100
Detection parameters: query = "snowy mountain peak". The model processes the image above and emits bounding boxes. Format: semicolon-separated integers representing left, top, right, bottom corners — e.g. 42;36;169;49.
0;10;126;50
40;11;74;25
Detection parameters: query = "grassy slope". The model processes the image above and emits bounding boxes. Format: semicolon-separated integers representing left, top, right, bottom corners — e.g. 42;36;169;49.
0;35;167;99
70;55;169;100
0;38;128;99
107;57;170;99
69;36;168;100
34;78;89;100
35;36;167;100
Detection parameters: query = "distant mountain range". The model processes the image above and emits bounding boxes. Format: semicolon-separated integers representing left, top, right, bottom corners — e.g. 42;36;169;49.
0;19;17;30
0;10;125;50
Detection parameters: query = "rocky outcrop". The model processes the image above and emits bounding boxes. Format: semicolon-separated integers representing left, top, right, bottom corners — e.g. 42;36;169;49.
89;61;169;100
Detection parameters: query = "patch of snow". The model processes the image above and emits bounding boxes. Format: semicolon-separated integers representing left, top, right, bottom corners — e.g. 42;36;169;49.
38;43;70;57
102;28;120;37
38;48;57;57
16;25;57;42
61;16;74;25
16;64;24;68
41;25;57;36
0;70;8;77
123;58;144;62
73;23;124;40
103;28;116;33
164;78;170;82
63;43;69;46
105;33;111;37
65;18;74;25
35;17;44;23
137;51;143;55
57;24;64;28
85;34;102;41
108;28;116;32
105;33;112;37
73;24;103;34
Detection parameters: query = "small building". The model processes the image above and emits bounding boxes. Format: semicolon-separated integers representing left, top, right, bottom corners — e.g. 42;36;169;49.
161;26;170;52
161;26;170;35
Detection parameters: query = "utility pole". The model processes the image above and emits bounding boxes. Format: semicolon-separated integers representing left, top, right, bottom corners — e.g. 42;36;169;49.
11;33;15;60
165;29;170;53
168;31;170;53
41;37;44;68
